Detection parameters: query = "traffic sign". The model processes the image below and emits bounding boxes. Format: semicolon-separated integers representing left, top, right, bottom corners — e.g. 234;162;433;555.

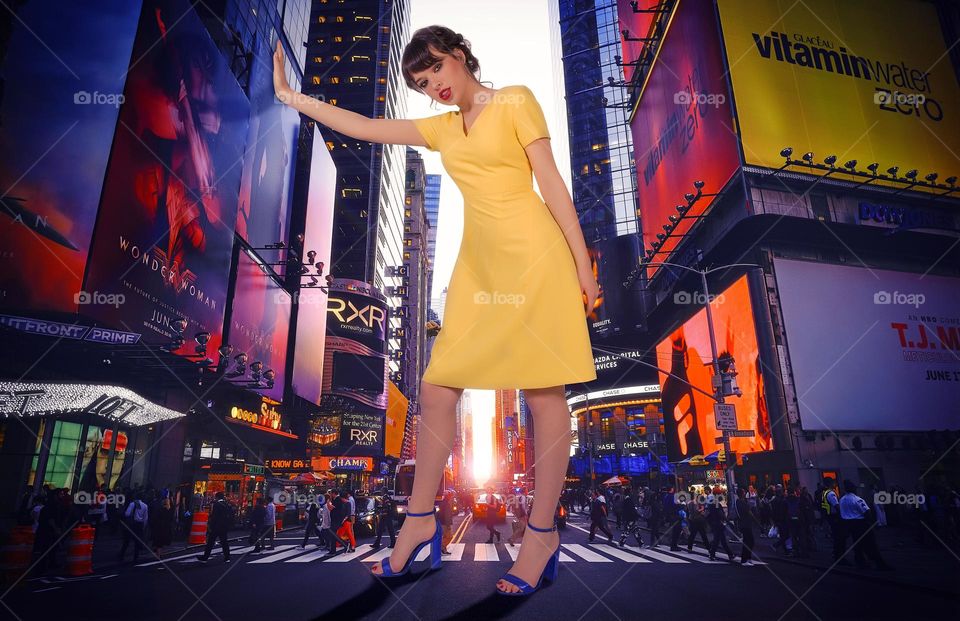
713;403;738;431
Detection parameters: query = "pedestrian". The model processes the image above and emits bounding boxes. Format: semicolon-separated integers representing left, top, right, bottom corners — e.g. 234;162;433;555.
264;496;277;550
706;494;735;562
483;486;502;543
663;484;684;551
613;489;623;529
249;498;267;553
686;499;710;552
322;492;350;554
736;487;757;566
344;489;357;549
617;489;644;547
588;490;614;544
333;490;356;552
118;493;149;563
439;493;454;554
197;492;233;563
646;486;664;547
770;485;791;555
33;491;62;573
840;480;892;570
373;489;397;549
299;499;324;549
508;490;528;546
150;497;174;557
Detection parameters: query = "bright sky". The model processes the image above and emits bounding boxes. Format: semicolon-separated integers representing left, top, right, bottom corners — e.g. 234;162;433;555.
406;2;566;484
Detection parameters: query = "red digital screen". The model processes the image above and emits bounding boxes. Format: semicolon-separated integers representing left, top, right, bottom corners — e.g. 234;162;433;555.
617;0;658;84
629;0;740;279
655;275;773;460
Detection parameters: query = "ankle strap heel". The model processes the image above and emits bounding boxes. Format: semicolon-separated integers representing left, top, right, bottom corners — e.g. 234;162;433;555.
526;519;557;533
405;507;437;517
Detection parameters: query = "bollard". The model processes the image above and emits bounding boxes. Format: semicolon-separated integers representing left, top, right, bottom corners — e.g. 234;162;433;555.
66;524;94;576
189;511;209;546
1;526;35;581
275;504;285;532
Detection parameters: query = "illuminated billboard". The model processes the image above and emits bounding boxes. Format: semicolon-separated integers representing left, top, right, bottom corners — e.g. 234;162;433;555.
585;234;645;341
630;0;740;279
717;0;960;191
0;2;141;314
227;249;290;401
290;125;336;405
82;0;248;355
655;275;773;460
235;37;300;248
774;258;960;431
617;0;658;84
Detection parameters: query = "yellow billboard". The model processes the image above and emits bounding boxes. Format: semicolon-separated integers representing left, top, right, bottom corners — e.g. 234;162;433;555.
718;0;960;191
385;380;408;459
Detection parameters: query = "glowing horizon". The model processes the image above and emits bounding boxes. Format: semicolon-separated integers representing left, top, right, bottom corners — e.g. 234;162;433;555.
470;389;494;487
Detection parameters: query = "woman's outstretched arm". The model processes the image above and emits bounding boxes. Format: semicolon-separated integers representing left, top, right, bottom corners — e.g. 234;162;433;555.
272;41;427;148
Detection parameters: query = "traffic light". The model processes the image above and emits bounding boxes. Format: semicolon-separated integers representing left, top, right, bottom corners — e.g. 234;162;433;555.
717;353;742;397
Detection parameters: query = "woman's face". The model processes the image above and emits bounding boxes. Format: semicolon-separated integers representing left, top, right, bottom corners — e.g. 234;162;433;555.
410;46;474;107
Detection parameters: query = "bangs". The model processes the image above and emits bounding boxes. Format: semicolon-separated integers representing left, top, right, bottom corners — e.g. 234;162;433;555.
402;42;446;90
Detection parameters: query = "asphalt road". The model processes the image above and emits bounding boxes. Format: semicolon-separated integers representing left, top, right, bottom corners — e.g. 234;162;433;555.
1;511;955;621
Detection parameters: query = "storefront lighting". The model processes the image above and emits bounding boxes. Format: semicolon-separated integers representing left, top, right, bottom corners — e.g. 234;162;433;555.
0;382;185;426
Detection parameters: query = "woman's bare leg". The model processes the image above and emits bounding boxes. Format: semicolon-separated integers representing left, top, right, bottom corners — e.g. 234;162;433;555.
496;384;568;593
371;380;462;575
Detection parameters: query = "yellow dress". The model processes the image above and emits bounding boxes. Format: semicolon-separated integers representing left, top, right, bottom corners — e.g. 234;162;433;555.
412;85;597;389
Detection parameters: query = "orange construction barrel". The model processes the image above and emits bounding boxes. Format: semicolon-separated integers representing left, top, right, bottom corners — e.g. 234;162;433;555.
66;524;94;576
275;504;285;532
1;526;35;580
189;512;209;546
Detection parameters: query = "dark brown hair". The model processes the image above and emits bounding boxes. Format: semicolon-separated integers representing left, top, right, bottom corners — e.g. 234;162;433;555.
401;25;489;94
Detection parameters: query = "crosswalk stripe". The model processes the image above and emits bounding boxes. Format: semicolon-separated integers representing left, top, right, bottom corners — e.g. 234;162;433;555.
562;544;613;562
619;544;690;563
360;547;392;563
587;544;652;563
442;543;465;561
246;545;301;564
288;546;339;563
474;543;499;561
138;545;255;567
327;543;374;563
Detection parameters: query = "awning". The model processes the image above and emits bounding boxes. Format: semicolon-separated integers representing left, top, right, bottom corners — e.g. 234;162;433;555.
0;381;185;426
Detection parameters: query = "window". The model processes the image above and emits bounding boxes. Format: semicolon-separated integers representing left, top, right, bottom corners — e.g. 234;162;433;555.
329;76;340;84
317;16;326;23
352;55;370;62
312;76;321;85
336;15;345;22
313;56;323;63
334;36;342;43
354;35;371;41
342;188;362;198
349;76;369;83
200;442;221;459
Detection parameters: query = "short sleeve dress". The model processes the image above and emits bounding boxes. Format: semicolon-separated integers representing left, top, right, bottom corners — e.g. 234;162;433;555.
412;85;597;389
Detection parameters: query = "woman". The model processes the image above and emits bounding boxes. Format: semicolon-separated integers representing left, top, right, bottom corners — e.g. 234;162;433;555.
150;497;174;556
273;25;597;597
274;26;599;595
484;487;503;544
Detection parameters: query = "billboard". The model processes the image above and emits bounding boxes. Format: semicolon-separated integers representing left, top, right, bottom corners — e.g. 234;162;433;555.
656;275;773;460
585;234;645;341
617;0;659;83
227;249;290;401
235;37;300;247
385;380;409;459
774;258;960;431
717;0;960;191
290;126;337;405
82;0;248;355
0;2;141;314
631;0;740;279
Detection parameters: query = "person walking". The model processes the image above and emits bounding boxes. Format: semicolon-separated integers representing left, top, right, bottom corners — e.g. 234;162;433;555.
274;27;600;597
663;484;683;551
770;485;791;555
264;497;277;550
646;487;664;547
150;497;174;557
840;480;892;570
821;477;847;563
372;489;397;549
706;495;735;562
333;490;356;553
617;489;643;548
249;498;267;553
508;490;528;546
686;499;710;552
299;500;324;549
588;490;614;544
736;487;757;566
197;492;233;563
438;493;454;554
118;493;149;563
484;488;502;544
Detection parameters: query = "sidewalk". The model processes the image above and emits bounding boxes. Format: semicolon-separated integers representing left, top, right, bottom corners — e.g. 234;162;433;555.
574;509;959;598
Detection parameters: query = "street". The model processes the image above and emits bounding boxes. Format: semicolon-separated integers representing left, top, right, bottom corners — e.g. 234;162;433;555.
2;511;955;621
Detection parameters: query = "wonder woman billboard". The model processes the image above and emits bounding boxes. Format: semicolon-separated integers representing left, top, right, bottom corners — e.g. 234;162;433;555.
82;0;248;355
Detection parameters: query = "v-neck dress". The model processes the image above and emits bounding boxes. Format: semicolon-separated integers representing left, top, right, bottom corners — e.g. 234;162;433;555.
411;84;597;389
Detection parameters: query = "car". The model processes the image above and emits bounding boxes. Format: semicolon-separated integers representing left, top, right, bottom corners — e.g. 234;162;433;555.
354;496;377;537
472;493;507;523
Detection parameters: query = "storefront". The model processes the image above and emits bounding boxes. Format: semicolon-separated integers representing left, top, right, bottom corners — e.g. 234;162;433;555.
195;462;266;520
0;382;185;509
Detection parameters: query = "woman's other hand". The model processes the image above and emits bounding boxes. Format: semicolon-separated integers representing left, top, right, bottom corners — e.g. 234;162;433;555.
273;41;293;104
578;265;600;316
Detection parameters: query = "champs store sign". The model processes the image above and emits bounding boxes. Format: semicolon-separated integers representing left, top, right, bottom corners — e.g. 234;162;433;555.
717;0;960;192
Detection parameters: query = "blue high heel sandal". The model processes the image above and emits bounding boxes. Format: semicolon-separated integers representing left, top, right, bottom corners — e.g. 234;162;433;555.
371;507;443;578
496;519;560;596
